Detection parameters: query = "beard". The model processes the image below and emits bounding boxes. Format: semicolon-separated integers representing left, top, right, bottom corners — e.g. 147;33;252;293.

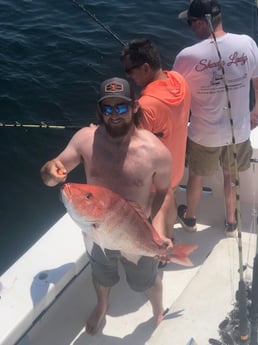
104;119;134;138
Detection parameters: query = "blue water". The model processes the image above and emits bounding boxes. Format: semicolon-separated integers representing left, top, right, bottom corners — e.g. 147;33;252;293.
0;0;257;275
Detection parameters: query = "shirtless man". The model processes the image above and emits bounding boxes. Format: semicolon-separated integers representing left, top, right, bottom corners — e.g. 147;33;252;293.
40;77;171;335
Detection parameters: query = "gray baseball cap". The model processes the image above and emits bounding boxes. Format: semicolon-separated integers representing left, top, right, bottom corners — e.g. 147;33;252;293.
98;77;132;103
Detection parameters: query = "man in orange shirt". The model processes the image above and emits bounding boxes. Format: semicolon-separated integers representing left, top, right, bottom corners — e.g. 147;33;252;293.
121;38;191;241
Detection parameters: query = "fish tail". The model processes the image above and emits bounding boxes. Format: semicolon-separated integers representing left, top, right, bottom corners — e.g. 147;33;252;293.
168;243;198;267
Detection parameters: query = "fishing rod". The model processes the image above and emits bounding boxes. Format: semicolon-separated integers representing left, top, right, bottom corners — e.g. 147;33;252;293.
250;9;258;322
250;209;258;345
71;0;126;47
0;122;82;129
205;14;250;343
249;157;258;345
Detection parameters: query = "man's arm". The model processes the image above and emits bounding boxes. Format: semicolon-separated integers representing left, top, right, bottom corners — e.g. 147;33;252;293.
150;145;172;246
40;130;83;186
151;153;171;220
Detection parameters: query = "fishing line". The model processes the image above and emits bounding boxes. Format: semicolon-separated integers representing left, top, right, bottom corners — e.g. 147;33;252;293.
205;14;249;342
71;0;126;47
0;122;82;129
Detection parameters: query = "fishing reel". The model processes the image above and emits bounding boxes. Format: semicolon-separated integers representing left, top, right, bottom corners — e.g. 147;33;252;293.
209;280;257;345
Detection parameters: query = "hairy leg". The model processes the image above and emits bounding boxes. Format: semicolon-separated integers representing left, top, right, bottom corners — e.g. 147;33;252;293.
86;278;111;335
144;274;164;326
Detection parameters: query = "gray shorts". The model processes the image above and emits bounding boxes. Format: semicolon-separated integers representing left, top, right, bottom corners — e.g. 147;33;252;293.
186;138;253;176
87;243;158;292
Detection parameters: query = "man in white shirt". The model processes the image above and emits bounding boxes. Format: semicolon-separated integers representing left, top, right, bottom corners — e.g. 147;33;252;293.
173;0;258;236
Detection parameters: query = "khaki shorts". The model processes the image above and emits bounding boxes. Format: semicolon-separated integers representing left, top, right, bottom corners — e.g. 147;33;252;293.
186;138;253;176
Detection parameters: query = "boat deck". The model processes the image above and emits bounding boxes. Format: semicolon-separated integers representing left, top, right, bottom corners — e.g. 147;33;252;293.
17;190;257;345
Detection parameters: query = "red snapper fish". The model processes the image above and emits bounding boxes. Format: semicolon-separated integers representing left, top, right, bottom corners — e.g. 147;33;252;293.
61;183;197;266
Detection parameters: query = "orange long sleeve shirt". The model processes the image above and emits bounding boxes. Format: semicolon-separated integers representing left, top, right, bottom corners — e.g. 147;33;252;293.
139;71;191;188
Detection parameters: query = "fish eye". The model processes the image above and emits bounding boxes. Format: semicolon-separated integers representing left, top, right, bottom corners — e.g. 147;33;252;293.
85;192;93;199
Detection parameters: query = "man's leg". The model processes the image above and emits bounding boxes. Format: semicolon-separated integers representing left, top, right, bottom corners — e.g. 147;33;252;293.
185;169;203;219
144;274;164;326
223;169;237;223
178;139;217;231
221;140;252;236
178;169;203;231
86;278;111;335
122;256;163;326
85;243;120;335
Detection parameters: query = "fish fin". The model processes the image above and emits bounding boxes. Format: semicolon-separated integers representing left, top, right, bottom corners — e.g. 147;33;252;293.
172;243;198;256
126;200;163;246
168;244;198;267
170;256;194;267
126;200;147;218
121;252;141;265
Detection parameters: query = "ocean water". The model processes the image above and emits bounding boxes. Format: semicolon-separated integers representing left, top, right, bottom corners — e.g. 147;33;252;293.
0;0;257;275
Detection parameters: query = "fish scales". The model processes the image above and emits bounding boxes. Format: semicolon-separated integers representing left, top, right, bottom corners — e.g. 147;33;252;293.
61;183;197;266
99;196;164;256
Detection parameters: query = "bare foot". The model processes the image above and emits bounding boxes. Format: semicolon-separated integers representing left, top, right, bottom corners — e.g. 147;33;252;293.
154;309;165;327
85;304;108;335
154;306;170;327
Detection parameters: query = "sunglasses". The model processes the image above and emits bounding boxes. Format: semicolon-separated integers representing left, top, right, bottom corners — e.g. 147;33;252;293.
101;103;130;116
125;63;144;75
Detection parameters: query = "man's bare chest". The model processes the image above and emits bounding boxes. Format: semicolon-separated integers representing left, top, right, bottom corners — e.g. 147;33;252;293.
88;146;150;188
